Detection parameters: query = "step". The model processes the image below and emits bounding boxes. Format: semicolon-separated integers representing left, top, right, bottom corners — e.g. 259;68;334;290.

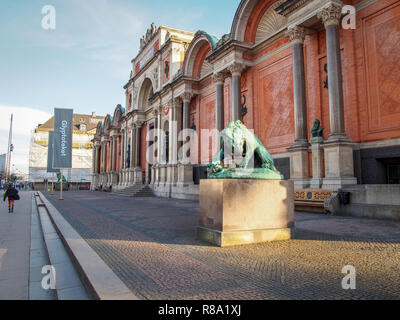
36;192;138;300
113;185;154;198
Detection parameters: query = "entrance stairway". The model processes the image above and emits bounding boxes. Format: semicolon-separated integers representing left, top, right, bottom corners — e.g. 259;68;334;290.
113;184;154;198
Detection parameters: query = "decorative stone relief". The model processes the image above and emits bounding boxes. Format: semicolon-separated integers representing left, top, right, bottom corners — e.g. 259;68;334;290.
228;62;245;76
200;49;213;78
215;34;231;50
140;23;158;51
255;0;287;44
287;26;306;45
212;72;225;84
132;86;139;105
317;4;342;28
181;92;193;103
152;68;159;88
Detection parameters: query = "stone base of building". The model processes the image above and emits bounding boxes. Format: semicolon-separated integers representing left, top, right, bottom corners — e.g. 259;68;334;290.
150;182;199;200
325;184;400;221
322;177;358;191
171;183;199;200
196;226;292;247
198;179;294;247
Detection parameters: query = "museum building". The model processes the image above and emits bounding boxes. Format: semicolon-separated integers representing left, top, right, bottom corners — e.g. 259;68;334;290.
92;0;400;216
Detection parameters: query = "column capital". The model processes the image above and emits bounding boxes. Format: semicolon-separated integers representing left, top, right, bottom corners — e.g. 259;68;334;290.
317;4;342;28
212;72;225;85
133;120;143;128
287;26;306;45
171;97;182;109
151;108;158;118
181;92;193;103
228;62;245;77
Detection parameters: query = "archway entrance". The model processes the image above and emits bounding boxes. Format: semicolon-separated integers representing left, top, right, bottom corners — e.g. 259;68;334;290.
138;78;154;110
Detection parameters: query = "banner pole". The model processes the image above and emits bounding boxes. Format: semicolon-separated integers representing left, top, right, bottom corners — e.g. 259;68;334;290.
51;172;54;195
59;169;63;200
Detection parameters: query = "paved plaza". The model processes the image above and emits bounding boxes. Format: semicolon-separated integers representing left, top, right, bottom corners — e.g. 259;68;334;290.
44;191;400;300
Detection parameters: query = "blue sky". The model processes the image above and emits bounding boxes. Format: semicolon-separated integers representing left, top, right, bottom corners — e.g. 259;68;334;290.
0;0;240;115
0;0;240;173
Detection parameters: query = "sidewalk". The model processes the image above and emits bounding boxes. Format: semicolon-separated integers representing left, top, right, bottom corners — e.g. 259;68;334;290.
0;191;31;300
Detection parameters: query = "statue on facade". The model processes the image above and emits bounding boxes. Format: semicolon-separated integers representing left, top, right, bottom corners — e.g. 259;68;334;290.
151;23;157;34
311;119;324;140
207;120;283;180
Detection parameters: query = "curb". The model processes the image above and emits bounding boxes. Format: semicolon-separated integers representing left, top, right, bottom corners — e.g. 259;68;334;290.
37;192;138;300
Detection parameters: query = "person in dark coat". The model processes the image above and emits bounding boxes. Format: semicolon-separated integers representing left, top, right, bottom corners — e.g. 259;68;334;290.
3;184;19;213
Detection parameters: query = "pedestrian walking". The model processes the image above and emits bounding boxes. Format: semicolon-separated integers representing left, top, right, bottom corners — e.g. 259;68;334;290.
3;184;19;213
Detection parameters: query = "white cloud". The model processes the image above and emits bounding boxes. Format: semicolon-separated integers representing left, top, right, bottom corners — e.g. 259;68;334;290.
0;105;51;174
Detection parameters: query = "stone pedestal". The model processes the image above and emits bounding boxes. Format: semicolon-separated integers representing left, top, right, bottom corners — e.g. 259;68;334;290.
150;166;155;185
124;170;129;185
288;144;310;189
310;138;324;189
154;165;160;186
91;174;99;190
110;172;119;185
177;164;193;185
197;179;294;247
166;164;178;185
128;169;135;185
159;165;167;186
322;138;357;190
133;168;143;185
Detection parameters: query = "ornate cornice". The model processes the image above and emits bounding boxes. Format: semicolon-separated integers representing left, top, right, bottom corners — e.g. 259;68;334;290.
287;26;305;45
317;4;342;28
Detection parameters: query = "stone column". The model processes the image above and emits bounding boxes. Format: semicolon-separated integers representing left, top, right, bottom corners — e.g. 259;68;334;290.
129;127;135;185
318;4;346;139
134;122;143;184
92;143;99;189
182;94;191;133
102;142;106;173
213;73;225;131
288;26;308;145
157;108;162;164
286;26;309;189
130;127;135;168
167;98;181;186
318;4;357;190
135;124;142;168
181;93;192;163
111;136;115;171
178;93;194;192
96;145;101;174
228;63;244;122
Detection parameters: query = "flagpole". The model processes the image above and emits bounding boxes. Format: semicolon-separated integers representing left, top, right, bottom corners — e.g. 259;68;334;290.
6;114;13;181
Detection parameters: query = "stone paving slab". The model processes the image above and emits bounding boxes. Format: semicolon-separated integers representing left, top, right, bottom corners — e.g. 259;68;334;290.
38;192;137;300
43;191;400;300
0;192;31;300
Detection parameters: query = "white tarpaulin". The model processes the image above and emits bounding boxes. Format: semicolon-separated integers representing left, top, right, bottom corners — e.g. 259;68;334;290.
29;130;93;183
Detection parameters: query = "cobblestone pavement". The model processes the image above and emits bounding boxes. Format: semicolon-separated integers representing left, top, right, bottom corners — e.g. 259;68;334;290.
44;191;400;300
